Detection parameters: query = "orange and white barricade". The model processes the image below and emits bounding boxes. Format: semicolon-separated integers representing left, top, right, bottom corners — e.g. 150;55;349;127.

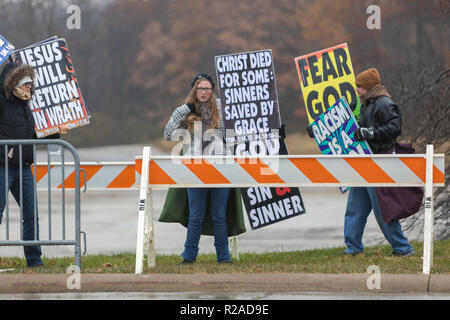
33;145;445;275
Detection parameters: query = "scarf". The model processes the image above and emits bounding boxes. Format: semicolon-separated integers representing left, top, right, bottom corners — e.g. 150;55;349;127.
362;84;391;103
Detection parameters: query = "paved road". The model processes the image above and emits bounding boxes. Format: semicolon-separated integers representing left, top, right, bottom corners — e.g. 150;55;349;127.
0;273;449;298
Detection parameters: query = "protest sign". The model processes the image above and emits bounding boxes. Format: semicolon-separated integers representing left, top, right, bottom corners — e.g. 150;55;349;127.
311;96;372;155
310;96;372;193
215;49;305;230
294;43;361;123
0;35;15;67
245;186;305;229
215;49;281;144
11;38;90;137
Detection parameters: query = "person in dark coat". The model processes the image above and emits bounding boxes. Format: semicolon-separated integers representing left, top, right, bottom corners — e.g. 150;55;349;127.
0;62;68;267
343;67;414;256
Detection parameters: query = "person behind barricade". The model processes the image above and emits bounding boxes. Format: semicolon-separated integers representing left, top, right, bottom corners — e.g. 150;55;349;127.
160;73;245;264
346;68;415;256
305;67;415;256
0;62;69;267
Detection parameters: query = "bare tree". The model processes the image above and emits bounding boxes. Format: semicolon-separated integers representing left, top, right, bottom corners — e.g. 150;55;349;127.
390;67;450;240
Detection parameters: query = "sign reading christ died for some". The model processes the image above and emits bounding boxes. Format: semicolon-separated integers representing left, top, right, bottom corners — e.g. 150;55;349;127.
215;49;281;144
11;38;90;138
215;49;306;230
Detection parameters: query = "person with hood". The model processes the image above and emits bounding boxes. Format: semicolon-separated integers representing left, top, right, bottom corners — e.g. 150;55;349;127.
160;73;245;264
343;67;415;256
0;62;69;267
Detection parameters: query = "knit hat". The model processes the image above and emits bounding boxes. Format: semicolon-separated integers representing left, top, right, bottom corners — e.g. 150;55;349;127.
191;73;215;89
355;68;381;90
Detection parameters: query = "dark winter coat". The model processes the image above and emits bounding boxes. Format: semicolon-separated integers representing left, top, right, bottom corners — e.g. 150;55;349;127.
359;95;401;154
0;63;59;167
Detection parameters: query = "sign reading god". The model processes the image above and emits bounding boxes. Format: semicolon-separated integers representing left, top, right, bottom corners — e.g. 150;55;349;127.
294;43;361;123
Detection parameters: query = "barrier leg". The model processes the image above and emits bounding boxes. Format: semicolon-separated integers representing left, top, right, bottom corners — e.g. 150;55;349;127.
135;146;151;274
145;187;156;268
229;236;239;261
423;144;434;275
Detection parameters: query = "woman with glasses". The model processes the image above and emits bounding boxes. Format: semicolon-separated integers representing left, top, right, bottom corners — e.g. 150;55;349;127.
162;73;245;264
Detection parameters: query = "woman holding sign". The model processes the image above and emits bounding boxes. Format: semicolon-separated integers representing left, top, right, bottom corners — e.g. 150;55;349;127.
0;62;69;267
161;73;245;264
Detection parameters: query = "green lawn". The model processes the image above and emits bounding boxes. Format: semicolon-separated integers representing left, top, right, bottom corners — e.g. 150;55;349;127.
1;240;449;274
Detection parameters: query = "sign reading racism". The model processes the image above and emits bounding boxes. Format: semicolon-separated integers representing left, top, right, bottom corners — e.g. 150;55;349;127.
215;49;305;230
311;97;372;156
294;43;361;123
0;35;14;66
310;96;372;193
215;49;281;144
11;38;90;137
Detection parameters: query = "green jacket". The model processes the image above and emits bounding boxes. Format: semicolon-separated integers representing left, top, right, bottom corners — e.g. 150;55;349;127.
159;188;246;236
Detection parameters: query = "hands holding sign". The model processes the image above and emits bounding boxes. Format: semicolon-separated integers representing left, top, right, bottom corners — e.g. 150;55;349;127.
58;125;70;135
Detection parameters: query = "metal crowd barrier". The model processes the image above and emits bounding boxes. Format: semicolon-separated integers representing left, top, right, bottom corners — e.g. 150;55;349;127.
0;139;82;268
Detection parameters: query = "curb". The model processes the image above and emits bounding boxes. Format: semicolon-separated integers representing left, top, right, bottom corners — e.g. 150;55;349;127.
0;273;449;294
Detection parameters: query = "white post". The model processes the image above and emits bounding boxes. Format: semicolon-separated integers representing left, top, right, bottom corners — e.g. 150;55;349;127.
422;144;434;275
135;146;151;274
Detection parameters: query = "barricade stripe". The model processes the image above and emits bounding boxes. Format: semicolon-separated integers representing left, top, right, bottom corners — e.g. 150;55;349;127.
398;157;444;183
85;165;131;189
433;165;445;184
61;165;102;188
181;159;230;184
344;158;395;183
372;158;423;184
148;160;177;185
32;165;53;183
289;158;339;183
236;158;284;184
208;159;256;184
106;165;136;188
399;157;426;183
316;159;365;184
264;158;312;184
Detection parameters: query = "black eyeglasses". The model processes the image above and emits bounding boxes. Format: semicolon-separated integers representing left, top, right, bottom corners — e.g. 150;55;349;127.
196;87;212;92
22;82;32;88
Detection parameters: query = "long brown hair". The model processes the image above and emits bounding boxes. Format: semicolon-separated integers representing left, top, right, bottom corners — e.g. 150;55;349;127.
184;78;220;131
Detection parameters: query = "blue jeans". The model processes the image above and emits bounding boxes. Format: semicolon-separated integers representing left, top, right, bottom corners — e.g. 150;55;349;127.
344;187;413;254
0;165;42;267
182;188;231;262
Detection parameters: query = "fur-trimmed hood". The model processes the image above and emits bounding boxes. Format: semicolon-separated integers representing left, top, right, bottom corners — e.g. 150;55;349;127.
0;62;35;100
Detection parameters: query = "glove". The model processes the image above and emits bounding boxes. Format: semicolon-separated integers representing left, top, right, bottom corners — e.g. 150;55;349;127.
355;127;375;141
306;125;314;138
